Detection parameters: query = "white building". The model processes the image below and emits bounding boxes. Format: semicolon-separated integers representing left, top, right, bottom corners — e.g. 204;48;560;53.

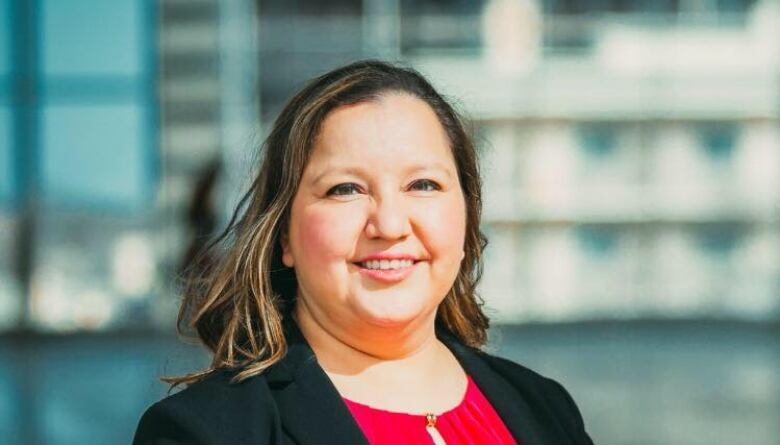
404;0;780;321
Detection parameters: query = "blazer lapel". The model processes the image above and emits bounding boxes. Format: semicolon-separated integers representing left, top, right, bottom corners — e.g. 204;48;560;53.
437;327;553;444
265;318;369;445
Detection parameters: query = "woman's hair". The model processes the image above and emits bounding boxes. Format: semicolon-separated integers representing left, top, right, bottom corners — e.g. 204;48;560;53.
166;59;490;387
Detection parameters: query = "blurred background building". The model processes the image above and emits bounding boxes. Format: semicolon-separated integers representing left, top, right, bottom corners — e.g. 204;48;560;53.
0;0;778;444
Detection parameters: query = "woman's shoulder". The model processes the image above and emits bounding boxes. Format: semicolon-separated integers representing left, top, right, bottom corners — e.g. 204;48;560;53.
474;348;589;435
477;348;568;390
133;368;277;444
148;368;272;414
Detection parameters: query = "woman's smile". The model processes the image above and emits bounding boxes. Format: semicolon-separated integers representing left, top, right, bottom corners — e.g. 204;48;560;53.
352;259;423;284
352;253;426;284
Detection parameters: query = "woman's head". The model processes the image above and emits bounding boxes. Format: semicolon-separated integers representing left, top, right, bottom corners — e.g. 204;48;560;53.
283;92;469;347
172;60;489;385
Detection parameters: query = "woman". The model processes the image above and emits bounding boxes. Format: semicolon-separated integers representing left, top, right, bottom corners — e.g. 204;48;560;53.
134;60;594;445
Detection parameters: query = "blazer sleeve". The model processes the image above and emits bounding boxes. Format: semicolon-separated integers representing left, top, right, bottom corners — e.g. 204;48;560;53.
132;399;215;445
132;369;281;445
541;375;594;445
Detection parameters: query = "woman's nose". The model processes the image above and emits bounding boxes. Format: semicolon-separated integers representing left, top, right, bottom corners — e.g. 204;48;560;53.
364;193;412;240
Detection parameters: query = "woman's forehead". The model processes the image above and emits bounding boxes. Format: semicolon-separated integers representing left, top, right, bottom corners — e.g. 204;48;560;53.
307;96;453;165
317;96;448;148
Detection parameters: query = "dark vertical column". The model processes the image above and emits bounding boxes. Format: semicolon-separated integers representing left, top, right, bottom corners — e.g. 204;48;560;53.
12;0;38;328
11;0;39;443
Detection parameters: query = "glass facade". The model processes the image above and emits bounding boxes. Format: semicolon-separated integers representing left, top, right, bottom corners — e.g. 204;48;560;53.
0;0;158;333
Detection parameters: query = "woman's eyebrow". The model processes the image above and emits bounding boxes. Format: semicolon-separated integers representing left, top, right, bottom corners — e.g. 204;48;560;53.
406;162;453;179
310;162;453;186
310;166;368;187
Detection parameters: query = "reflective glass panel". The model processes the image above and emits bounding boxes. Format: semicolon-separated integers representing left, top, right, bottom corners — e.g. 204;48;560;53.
41;0;142;76
41;104;151;210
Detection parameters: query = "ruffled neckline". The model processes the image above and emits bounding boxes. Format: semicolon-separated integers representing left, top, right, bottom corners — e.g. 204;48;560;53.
341;375;475;418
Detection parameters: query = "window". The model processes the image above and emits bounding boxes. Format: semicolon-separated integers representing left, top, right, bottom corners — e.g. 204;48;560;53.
576;224;619;259
40;104;150;210
578;122;618;160
42;1;142;76
696;223;744;256
697;122;739;163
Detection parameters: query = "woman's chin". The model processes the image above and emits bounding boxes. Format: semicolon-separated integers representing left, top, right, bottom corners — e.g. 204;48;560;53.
352;301;428;330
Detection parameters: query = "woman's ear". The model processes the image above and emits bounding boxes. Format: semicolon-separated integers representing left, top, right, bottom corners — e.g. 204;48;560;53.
281;232;294;267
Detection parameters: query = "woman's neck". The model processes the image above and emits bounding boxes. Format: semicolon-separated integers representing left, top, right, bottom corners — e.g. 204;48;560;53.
293;302;467;413
292;300;441;374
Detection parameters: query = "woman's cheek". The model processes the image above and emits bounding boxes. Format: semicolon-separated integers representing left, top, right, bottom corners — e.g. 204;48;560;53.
418;198;466;256
299;206;363;263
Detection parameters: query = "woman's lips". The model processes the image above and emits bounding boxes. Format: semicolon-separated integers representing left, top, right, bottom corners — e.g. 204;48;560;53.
353;261;420;283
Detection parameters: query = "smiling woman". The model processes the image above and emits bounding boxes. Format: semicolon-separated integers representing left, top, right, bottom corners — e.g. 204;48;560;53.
132;60;594;445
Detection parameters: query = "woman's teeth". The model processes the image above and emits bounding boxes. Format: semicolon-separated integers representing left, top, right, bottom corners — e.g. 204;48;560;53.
360;259;414;270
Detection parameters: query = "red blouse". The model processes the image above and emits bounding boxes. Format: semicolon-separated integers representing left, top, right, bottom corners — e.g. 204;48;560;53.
342;375;518;445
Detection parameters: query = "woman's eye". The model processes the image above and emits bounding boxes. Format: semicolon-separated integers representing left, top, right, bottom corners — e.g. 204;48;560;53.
327;183;361;196
410;179;441;192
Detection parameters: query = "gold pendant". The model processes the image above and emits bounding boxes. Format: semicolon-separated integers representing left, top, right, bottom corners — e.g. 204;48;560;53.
425;413;447;445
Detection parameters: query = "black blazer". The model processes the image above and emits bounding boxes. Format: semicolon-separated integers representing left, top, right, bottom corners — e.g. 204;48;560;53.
133;319;594;445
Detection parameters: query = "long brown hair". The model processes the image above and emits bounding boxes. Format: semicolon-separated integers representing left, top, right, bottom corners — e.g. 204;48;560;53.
166;59;490;387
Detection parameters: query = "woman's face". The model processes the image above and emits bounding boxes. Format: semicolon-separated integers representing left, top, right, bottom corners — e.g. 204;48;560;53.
282;93;467;335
